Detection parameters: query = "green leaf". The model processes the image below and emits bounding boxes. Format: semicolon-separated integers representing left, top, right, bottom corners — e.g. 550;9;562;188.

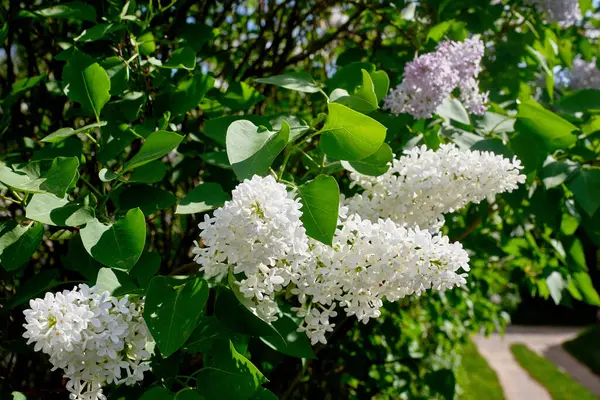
540;158;578;189
63;57;111;120
129;161;167;183
161;47;196;70
105;91;147;121
75;23;125;42
214;285;279;337
4;269;61;310
204;115;271;147
343;143;393;176
0;221;44;271
138;32;156;55
139;387;176;400
42;121;107;143
226;120;289;180
220;82;265;112
181;23;213;52
557;89;600;113
175;182;230;215
80;208;146;270
26;193;95;226
319;103;387;161
516;99;578;152
436;97;470;125
196;340;267;400
118;184;176;215
261;303;316;359
11;75;45;96
254;72;321;93
123;130;184;173
370;70;390;102
427;20;454;42
328;62;375;93
200;152;232;169
11;392;26;400
129;252;161;289
0;157;79;197
101;57;129;95
144;276;209;357
297;175;339;245
546;271;566;304
183;316;244;354
35;2;96;21
567;168;600;217
171;72;215;115
509;130;549;173
570;271;600;306
336;69;379;113
270;115;310;141
95;267;138;296
425;369;455;400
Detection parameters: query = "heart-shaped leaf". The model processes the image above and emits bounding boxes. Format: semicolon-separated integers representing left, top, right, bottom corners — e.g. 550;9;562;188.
226;120;289;180
80;208;146;270
175;182;230;214
26;193;95;226
297;175;339;245
319;103;386;161
0;221;44;271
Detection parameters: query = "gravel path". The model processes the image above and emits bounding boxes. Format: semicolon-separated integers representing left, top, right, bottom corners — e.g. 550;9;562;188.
472;326;600;400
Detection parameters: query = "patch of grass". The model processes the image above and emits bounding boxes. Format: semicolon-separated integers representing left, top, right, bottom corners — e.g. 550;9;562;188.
510;343;598;400
456;340;505;400
564;325;600;375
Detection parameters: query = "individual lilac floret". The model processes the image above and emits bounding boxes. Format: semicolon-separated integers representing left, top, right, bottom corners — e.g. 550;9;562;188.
383;38;488;119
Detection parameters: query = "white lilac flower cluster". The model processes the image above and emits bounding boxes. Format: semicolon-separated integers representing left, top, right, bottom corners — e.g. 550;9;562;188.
292;213;470;344
383;38;489;119
192;175;309;322
194;144;525;345
344;144;526;232
526;0;581;27
569;56;600;90
22;285;151;400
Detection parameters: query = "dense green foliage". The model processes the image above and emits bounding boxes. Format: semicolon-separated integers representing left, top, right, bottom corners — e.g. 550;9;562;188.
1;0;600;399
511;343;598;400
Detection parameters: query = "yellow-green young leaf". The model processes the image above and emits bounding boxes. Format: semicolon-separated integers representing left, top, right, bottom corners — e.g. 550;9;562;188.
343;143;393;176
123;131;184;173
516;98;578;152
569;271;600;306
0;221;44;271
80;208;146;270
144;276;209;357
566;167;600;217
370;70;390;102
138;32;156;55
336;69;379;113
63;57;110;120
226;120;289;180
0;157;79;197
175;182;230;214
319;103;387;161
26;193;95;227
196;340;267;400
254;72;321;93
297;175;339;245
42;121;107;143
